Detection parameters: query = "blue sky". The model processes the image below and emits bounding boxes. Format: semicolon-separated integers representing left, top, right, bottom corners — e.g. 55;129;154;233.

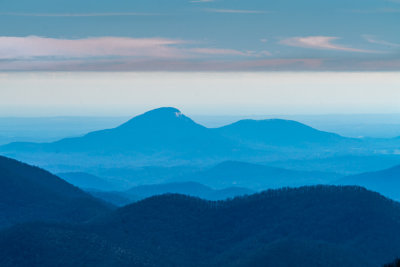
0;0;399;71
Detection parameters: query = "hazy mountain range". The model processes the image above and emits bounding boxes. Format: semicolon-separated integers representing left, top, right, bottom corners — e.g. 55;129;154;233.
58;159;400;208
59;160;340;190
1;107;400;177
1;107;400;207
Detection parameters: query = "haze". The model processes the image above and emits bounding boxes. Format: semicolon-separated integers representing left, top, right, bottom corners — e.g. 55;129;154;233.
1;71;399;117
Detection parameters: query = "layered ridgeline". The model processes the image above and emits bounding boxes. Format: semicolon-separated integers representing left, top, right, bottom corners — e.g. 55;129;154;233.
58;161;340;196
336;165;400;201
172;160;341;190
58;172;122;191
89;182;254;206
56;161;340;206
0;107;372;172
0;156;110;228
1;186;400;267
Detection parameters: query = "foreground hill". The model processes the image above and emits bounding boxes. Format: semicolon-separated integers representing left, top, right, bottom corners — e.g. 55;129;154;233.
0;156;110;228
1;186;399;266
336;164;400;201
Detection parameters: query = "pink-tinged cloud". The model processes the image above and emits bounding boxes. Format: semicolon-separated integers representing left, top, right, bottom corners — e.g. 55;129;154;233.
190;48;250;56
363;35;400;48
0;12;157;17
280;36;379;53
0;58;322;71
189;48;270;57
0;36;398;71
0;36;187;60
0;36;270;61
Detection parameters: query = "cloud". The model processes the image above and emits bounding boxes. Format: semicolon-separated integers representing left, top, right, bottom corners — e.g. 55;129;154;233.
0;36;270;64
280;36;379;53
189;48;271;57
363;35;400;48
0;36;397;71
0;12;157;17
0;36;187;60
0;58;323;72
1;56;399;72
205;9;268;14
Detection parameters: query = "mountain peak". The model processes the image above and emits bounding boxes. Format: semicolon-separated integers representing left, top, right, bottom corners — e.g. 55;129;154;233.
143;107;182;117
117;107;198;130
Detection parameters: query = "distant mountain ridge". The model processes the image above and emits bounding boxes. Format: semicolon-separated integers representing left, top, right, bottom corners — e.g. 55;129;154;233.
1;107;235;156
171;160;341;190
58;172;121;191
215;119;346;147
1;186;399;266
57;161;341;196
336;164;400;201
125;181;254;201
88;181;255;206
1;107;394;175
0;107;352;155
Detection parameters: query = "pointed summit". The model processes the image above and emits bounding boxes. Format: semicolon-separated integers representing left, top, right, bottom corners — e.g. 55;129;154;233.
139;107;183;118
31;106;230;154
117;107;202;131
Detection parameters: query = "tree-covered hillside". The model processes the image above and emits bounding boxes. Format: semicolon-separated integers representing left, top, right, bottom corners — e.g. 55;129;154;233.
0;156;110;228
1;186;399;266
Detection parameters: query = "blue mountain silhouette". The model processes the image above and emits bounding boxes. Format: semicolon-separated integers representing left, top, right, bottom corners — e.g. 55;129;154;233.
0;107;352;156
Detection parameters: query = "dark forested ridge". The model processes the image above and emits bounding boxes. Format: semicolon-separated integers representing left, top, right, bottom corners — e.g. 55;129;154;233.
385;259;400;267
0;156;110;228
1;186;400;267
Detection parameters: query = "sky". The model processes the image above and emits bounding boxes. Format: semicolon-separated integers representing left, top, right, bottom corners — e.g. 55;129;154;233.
0;0;399;71
1;72;399;116
0;1;399;117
